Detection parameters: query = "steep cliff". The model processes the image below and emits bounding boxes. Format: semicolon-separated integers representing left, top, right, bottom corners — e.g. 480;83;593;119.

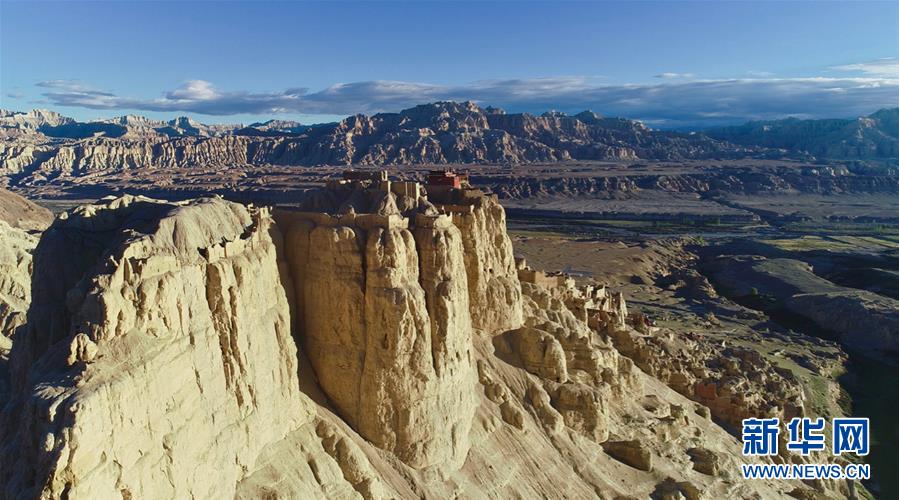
449;196;524;333
0;190;52;399
1;196;306;499
281;212;477;469
0;186;829;499
274;183;526;469
0;221;36;350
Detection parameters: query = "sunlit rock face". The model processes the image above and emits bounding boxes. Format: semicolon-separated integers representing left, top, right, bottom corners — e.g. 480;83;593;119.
450;196;524;333
278;207;482;469
0;182;835;499
1;196;307;499
0;221;36;349
273;180;529;469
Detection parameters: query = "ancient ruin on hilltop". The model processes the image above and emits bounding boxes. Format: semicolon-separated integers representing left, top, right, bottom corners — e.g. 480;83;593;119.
0;175;846;499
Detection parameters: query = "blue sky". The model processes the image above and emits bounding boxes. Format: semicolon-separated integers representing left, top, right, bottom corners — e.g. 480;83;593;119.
1;0;898;128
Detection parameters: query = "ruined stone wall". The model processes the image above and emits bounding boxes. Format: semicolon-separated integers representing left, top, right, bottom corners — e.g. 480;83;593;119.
518;268;565;289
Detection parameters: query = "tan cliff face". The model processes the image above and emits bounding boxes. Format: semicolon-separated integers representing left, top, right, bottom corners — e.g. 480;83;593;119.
450;196;524;333
274;182;524;469
0;189;52;398
2;196;306;499
278;212;478;470
0;184;835;499
0;221;36;353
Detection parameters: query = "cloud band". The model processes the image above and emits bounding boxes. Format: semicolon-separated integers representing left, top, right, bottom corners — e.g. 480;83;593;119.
35;73;899;128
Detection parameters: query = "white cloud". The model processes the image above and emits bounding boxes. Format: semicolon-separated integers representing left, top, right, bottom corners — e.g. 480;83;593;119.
654;72;695;79
831;58;899;78
166;80;220;100
34;73;899;128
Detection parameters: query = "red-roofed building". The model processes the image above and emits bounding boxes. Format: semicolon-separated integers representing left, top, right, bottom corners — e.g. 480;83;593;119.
427;169;468;188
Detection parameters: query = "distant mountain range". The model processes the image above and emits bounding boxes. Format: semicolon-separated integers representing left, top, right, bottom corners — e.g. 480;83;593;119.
704;108;899;159
0;109;244;139
1;103;897;182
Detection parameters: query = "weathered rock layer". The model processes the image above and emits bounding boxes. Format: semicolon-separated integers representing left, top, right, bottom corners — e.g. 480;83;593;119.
2;196;306;499
1;102;759;184
275;181;524;469
0;221;36;350
281;214;479;469
0;185;829;499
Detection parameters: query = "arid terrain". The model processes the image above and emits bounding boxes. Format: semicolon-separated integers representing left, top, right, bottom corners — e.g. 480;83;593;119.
4;0;898;495
509;227;899;498
1;103;897;499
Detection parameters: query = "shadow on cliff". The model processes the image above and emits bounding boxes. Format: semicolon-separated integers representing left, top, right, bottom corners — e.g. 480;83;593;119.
267;221;337;412
10;200;172;384
490;329;527;371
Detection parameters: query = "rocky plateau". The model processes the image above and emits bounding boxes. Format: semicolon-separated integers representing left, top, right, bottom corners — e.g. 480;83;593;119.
0;178;858;499
0;102;775;185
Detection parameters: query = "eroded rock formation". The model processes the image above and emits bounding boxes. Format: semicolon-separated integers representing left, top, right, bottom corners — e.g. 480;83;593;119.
1;102;759;183
2;196;306;499
0;179;838;499
274;178;525;469
0;189;52;399
0;221;36;350
278;210;478;469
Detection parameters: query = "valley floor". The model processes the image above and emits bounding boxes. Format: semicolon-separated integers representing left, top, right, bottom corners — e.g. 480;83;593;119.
3;161;897;498
509;219;899;498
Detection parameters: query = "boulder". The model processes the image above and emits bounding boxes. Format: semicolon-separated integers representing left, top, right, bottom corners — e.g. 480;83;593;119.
602;439;653;471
